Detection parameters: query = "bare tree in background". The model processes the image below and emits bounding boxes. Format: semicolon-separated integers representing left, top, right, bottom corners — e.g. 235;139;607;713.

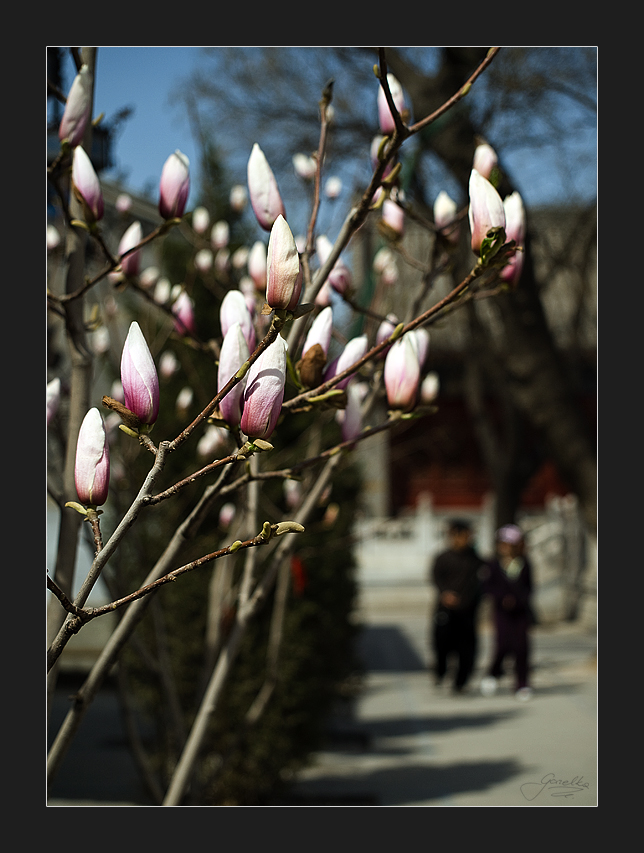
177;46;596;533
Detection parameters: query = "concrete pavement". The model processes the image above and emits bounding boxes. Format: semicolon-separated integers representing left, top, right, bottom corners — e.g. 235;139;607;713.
283;583;597;807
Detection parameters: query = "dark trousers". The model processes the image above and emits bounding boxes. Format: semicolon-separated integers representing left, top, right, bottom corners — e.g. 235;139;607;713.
488;615;530;690
432;608;477;689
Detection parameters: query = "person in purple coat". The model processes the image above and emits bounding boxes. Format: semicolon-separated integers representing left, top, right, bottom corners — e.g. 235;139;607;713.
480;524;535;701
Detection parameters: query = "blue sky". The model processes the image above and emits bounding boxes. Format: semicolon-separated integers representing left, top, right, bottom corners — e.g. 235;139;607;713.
92;47;203;204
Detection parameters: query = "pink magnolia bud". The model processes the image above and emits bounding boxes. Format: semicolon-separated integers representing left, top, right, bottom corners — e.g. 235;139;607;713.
192;206;210;235
293;153;317;180
324;335;368;391
229;184;247;213
121;321;160;426
211;220;230;250
176;386;194;413
74;408;110;507
500;191;526;287
118;221;143;278
420;371;440;404
47;224;61;252
219;502;236;529
324;176;342;199
377;74;407;135
172;290;197;337
159;350;179;379
72;146;104;222
159;150;190;220
473;143;498;181
302;306;333;359
218;322;250;427
248;241;268;292
47;378;61;426
241;334;288;440
220;289;256;352
116;193;132;214
376;313;399;359
284;478;302;509
338;380;367;444
468;169;506;256
384;334;421;413
315;280;333;307
59;64;92;148
381;197;404;239
266;215;302;310
194;248;213;274
197;424;230;459
247;143;286;231
433;190;460;244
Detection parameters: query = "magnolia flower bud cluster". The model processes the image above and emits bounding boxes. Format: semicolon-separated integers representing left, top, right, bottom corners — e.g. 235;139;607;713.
71;322;161;510
217;293;289;441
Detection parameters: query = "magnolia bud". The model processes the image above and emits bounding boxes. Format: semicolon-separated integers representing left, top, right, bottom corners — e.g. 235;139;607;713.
384;334;421;413
74;408;110;507
500;192;526;287
247;143;286;231
324;335;368;391
420;371;440;404
434;190;460;244
248;241;268;292
473;143;498;182
266;215;302;310
159;150;190;220
240;334;288;440
381;197;404;240
192;206;210;235
118;221;143;278
302;306;333;359
47;378;61;426
229;184;247;212
377;74;407;134
324;176;342;199
218;322;250;427
468;169;506;256
220;289;256;353
293;153;317;180
120;321;160;426
72;146;104;223
211;220;230;250
172;291;197;337
59;64;92;148
338;380;367;444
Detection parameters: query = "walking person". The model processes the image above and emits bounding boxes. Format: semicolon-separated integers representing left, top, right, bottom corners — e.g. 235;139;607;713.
429;519;485;694
480;524;535;701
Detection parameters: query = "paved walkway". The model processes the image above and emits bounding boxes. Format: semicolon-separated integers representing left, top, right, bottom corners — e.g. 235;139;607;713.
283;584;597;807
49;583;597;807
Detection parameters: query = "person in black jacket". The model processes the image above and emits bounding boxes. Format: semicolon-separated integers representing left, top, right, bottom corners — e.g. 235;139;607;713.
480;524;534;701
429;519;485;693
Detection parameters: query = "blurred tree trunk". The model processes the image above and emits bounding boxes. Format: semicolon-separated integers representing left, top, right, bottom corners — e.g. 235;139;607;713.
384;47;597;534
